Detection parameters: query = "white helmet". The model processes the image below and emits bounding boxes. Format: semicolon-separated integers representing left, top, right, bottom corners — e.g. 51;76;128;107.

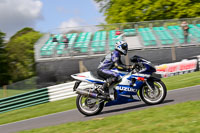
115;41;128;55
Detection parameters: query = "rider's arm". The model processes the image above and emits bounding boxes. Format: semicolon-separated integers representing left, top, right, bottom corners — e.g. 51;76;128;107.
114;60;129;70
112;52;132;71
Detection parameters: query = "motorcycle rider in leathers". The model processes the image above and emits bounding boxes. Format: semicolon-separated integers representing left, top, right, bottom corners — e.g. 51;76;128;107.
97;41;134;97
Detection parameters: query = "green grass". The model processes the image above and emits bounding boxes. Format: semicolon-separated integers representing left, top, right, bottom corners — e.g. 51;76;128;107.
0;71;200;125
0;89;35;99
19;100;200;133
162;71;200;90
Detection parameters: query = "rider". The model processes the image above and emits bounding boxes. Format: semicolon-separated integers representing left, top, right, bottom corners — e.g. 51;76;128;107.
97;41;134;96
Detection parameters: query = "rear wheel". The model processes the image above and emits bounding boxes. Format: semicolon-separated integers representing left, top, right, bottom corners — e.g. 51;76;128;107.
140;80;167;105
76;94;105;116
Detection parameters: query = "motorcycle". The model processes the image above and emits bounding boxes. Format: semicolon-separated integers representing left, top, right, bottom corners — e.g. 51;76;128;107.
71;55;167;116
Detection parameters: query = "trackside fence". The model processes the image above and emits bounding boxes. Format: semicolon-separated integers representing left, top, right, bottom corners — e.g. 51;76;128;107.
0;88;49;113
0;81;91;113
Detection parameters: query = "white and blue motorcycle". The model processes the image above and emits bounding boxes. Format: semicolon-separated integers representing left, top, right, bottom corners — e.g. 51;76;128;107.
71;55;167;116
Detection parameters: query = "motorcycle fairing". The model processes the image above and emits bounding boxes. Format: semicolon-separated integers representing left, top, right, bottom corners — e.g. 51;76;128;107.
71;69;152;107
105;74;145;106
71;71;104;84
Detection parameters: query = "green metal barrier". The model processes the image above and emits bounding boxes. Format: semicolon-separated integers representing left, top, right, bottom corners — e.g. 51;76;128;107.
0;99;49;113
0;91;48;105
0;88;47;102
0;88;49;113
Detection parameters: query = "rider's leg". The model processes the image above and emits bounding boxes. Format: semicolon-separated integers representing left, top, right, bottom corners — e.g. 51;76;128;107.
97;69;120;94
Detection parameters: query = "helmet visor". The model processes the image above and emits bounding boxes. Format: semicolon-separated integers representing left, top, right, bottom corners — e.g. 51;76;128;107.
121;43;128;50
121;43;128;55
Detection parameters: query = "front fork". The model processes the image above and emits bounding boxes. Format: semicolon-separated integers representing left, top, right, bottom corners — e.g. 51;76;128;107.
144;76;161;92
136;78;155;100
145;80;155;92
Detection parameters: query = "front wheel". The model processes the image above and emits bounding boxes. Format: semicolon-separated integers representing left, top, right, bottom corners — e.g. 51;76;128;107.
76;94;105;116
140;80;167;105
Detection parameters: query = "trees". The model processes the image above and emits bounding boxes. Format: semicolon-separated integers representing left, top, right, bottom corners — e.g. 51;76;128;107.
5;28;42;83
0;27;42;86
94;0;200;24
0;31;10;86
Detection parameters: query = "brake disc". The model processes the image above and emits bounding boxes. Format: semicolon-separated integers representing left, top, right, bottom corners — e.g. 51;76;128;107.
85;98;97;108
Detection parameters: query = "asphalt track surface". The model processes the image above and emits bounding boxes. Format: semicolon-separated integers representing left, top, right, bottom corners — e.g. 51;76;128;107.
0;85;200;133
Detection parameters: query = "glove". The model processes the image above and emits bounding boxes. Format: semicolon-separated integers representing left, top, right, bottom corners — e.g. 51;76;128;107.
127;64;135;71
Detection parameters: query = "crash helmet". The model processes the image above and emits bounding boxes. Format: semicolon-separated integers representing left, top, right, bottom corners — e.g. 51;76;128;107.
115;41;128;55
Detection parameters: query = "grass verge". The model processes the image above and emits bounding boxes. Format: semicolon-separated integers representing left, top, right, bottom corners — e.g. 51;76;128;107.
0;71;200;125
162;71;200;90
19;100;200;133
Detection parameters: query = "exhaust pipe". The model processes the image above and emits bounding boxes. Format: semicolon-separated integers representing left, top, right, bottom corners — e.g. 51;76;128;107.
76;89;108;100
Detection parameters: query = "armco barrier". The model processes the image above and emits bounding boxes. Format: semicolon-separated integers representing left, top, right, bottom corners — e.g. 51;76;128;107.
0;88;49;113
0;81;90;113
47;81;91;102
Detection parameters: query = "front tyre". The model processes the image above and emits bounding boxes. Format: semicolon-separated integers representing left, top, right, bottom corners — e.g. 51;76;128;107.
76;94;104;116
140;80;167;105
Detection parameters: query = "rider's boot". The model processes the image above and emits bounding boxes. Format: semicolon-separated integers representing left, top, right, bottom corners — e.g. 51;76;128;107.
100;77;118;99
101;82;109;96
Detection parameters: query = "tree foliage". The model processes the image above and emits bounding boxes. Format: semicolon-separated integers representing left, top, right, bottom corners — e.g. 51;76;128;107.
10;27;35;40
6;28;42;83
94;0;200;24
0;31;10;86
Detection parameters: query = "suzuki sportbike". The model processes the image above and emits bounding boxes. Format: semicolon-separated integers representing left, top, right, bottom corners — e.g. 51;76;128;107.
71;55;167;116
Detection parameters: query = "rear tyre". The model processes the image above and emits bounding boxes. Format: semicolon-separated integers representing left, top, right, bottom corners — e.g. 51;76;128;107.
140;80;167;105
76;94;104;116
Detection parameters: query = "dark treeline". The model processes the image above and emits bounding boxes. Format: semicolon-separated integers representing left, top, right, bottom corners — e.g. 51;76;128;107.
0;28;42;86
